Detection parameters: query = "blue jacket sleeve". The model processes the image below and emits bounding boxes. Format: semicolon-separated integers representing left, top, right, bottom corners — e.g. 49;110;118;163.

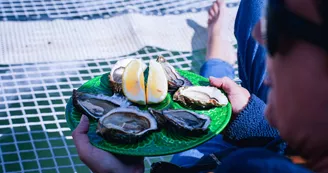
224;94;280;145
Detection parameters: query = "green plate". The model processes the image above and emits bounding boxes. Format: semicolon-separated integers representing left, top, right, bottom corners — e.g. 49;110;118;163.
65;69;232;156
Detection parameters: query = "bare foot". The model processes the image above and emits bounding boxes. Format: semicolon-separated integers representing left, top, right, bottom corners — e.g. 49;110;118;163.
206;0;236;65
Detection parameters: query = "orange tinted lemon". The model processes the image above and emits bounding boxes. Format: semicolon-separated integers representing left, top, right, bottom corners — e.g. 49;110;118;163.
146;60;168;104
122;59;146;105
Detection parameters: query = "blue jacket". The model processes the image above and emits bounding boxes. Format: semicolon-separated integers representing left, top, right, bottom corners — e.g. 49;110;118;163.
213;94;312;172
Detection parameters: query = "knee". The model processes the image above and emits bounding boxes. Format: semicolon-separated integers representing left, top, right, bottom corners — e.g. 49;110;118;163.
200;59;234;79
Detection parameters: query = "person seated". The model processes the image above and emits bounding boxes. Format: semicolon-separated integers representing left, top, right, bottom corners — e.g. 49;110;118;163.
72;0;328;172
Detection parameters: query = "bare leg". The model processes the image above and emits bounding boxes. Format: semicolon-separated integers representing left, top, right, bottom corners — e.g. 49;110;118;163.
171;1;236;167
206;0;236;65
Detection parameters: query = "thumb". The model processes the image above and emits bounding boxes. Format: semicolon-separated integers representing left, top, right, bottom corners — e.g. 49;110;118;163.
209;76;237;94
74;114;90;135
72;115;92;155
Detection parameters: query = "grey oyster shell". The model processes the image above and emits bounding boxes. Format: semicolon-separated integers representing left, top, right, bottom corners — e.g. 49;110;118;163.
109;58;147;94
173;86;228;110
148;108;211;136
96;107;158;144
156;56;192;93
72;89;131;121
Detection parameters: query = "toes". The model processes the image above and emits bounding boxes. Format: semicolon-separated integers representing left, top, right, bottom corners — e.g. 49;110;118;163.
213;1;220;14
208;0;226;24
209;7;215;18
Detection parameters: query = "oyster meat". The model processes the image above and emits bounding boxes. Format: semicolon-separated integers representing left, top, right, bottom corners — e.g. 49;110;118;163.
148;108;211;136
109;58;147;94
72;89;131;120
156;56;192;93
97;107;158;143
173;86;228;110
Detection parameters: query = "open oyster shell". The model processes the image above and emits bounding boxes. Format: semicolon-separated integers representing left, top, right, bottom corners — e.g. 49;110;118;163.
97;107;158;144
72;89;131;121
148;108;211;136
156;56;192;93
109;58;147;94
173;86;228;110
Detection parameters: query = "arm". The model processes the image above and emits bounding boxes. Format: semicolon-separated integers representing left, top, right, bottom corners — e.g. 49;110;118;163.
224;94;279;140
209;77;285;152
223;94;284;151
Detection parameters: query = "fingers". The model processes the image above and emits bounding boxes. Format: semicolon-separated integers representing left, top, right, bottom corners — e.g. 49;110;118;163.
209;76;238;93
72;115;92;159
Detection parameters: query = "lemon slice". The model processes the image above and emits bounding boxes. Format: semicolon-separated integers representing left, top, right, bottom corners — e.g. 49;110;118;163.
122;59;147;105
146;60;168;104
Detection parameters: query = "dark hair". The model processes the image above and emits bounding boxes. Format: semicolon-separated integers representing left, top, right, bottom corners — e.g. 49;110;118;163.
318;0;328;45
317;1;328;70
318;1;328;23
280;1;328;56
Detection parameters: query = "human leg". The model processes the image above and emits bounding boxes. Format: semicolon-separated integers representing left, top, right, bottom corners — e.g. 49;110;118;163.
170;0;235;167
200;0;270;103
201;0;236;80
200;59;235;79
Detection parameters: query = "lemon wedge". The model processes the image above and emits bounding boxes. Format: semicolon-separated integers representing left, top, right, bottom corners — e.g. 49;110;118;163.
122;59;147;105
146;60;168;104
122;59;168;105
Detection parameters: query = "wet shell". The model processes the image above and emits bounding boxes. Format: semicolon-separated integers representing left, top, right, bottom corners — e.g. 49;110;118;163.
109;58;146;94
148;108;211;136
72;89;131;121
96;107;158;144
156;56;193;93
173;86;228;110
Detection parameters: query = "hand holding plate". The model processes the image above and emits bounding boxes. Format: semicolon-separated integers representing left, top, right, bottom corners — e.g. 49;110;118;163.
72;115;145;173
209;76;250;116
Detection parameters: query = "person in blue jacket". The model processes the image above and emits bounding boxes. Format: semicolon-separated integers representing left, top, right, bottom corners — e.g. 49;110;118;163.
71;0;328;172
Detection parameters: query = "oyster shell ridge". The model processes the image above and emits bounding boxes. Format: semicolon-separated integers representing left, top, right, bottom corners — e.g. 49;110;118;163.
147;108;167;129
109;75;123;94
173;86;228;110
72;89;131;121
156;56;193;93
163;110;211;136
148;108;211;136
109;58;134;94
97;107;158;144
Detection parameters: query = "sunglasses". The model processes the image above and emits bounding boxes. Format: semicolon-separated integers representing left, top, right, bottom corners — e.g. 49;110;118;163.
262;0;327;56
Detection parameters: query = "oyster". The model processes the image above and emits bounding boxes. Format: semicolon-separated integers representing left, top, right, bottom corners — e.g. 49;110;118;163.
148;108;211;136
173;86;228;110
156;56;192;93
72;89;131;120
97;107;158;143
109;58;147;94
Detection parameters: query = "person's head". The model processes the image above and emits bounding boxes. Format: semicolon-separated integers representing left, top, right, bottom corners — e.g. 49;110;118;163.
253;0;328;167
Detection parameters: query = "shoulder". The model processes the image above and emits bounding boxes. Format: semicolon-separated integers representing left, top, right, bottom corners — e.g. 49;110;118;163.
216;148;311;173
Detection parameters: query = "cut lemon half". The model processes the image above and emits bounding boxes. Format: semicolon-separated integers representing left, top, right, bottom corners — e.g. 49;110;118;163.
146;60;168;104
122;59;147;105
